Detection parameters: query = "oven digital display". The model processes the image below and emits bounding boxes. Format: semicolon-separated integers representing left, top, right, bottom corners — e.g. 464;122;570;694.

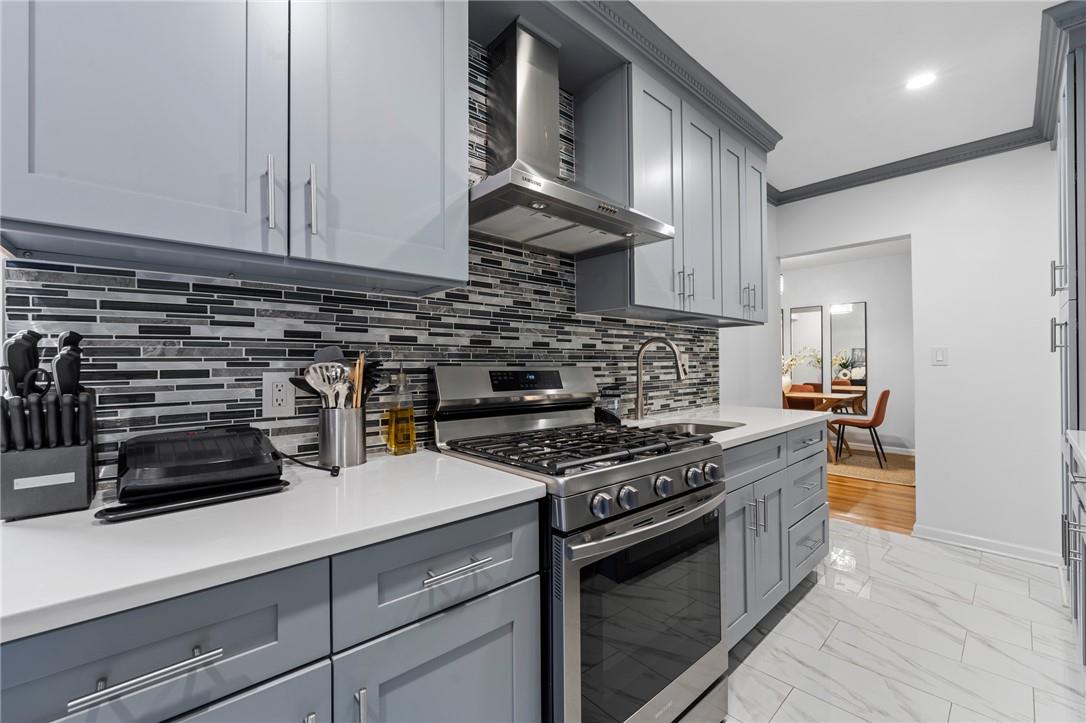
489;370;563;392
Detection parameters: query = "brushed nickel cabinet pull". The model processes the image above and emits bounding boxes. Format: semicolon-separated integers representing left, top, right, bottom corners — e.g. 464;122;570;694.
267;154;276;229
309;163;319;236
66;647;223;713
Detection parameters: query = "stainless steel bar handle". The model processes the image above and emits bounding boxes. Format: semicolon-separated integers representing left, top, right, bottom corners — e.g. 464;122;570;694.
746;501;757;534
802;436;820;445
1052;259;1067;296
687;270;694;300
741;284;749;310
356;688;367;723
677;270;686;301
266;154;276;229
750;282;757;312
308;163;319;236
757;496;768;532
1051;317;1067;352
800;538;821;551
67;647;224;713
798;481;818;491
423;555;494;588
304;714;317;723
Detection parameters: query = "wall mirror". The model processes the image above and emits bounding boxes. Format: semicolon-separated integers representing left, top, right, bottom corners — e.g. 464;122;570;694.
830;302;867;414
788;306;823;386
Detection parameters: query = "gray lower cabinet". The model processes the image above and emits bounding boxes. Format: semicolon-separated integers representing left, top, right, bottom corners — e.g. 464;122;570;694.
0;0;289;256
289;0;468;287
752;469;789;612
724;434;829;649
724;484;756;647
332;575;541;723
175;661;331;723
0;560;330;723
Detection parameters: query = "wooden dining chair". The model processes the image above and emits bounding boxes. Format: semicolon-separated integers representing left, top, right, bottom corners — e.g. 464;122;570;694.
830;389;891;468
784;384;817;410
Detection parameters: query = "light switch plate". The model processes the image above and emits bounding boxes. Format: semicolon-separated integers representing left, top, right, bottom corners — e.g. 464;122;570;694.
262;371;295;417
931;347;949;366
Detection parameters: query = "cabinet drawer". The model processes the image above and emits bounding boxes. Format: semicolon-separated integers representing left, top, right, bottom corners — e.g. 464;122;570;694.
332;576;541;723
175;660;331;723
723;434;786;491
785;453;828;527
787;423;827;464
332;503;538;651
0;560;330;723
788;504;829;588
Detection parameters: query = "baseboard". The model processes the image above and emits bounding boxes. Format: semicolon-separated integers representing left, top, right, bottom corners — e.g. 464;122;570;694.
841;440;916;456
912;524;1062;567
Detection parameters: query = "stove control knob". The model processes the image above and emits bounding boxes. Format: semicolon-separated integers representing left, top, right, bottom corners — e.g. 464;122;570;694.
590;492;615;519
654;475;675;497
685;466;705;488
617;485;640;510
702;461;723;483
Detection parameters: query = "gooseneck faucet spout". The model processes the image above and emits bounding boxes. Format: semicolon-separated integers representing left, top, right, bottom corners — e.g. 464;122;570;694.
635;337;689;420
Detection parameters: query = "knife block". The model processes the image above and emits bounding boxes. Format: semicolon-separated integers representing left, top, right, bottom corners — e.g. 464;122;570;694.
1;443;95;521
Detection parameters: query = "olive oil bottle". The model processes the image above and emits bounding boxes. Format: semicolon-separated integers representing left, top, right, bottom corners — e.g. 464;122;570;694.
385;366;417;455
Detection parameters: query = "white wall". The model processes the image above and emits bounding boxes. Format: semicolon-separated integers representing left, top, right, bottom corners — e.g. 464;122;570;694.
781;250;915;451
719;207;783;408
775;144;1060;563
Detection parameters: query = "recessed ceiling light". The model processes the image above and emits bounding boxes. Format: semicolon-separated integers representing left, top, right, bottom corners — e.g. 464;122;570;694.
906;72;936;90
530;202;547;210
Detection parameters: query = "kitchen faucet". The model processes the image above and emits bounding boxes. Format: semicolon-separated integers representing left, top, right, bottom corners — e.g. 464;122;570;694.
635;337;689;419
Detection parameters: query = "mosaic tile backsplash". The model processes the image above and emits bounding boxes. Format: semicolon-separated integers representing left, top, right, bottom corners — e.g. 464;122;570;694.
3;241;719;489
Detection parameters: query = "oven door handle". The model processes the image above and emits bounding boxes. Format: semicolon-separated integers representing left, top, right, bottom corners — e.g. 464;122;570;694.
567;487;727;563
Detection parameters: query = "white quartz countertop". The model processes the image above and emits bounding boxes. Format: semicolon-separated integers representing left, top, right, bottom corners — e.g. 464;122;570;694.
632;404;832;449
0;450;545;643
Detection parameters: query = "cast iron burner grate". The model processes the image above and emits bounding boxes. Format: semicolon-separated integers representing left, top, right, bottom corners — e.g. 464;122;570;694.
447;423;713;476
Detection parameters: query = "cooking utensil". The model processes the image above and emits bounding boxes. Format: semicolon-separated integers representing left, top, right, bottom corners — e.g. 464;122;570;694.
9;397;27;451
352;352;365;408
78;392;92;445
314;346;344;364
60;394;75;446
52;344;82;396
44;391;59;448
27;393;43;449
306;363;350;408
290;376;319;397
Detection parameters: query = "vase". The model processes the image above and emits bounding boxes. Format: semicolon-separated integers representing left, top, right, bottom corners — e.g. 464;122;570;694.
781;374;793;393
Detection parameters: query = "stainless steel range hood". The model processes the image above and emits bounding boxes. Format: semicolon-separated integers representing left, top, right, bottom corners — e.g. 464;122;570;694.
469;21;674;257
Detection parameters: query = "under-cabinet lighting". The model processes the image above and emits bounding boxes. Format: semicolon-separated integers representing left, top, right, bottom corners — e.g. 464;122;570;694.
829;304;854;315
906;71;936;90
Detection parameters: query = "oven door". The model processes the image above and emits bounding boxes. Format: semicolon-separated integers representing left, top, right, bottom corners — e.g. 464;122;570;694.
552;484;727;723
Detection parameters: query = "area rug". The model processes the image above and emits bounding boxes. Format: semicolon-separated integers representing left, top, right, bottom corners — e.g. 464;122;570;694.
829;449;916;486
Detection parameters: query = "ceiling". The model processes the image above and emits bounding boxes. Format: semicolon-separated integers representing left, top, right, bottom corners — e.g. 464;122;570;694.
633;1;1046;191
780;236;911;270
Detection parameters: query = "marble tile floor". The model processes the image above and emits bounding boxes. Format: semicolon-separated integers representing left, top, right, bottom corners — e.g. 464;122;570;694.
680;518;1086;723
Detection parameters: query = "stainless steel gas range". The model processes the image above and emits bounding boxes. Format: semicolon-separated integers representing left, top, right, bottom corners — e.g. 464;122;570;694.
433;365;728;723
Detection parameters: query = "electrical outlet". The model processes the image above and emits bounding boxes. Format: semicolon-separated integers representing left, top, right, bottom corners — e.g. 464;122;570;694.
262;371;295;418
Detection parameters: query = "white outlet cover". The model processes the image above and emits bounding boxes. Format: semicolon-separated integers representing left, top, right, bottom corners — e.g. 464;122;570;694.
931;346;949;366
262;371;295;418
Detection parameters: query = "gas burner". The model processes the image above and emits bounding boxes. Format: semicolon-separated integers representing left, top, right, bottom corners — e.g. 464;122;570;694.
447;423;713;476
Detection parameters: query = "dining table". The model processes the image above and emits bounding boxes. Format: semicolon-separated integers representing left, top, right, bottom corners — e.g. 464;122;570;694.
783;390;867;462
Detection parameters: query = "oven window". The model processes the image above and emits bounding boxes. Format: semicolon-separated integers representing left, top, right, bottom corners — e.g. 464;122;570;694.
579;510;722;723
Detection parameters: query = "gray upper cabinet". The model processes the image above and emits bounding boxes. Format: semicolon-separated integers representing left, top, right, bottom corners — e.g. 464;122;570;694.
742;147;769;323
629;66;684;311
680;101;723;317
0;0;288;256
332;576;541;723
720;132;746;319
289;0;468;286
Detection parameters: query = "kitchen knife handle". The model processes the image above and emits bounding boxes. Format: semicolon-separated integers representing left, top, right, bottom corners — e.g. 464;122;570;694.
27;393;43;449
78;392;91;445
60;394;75;447
1;397;9;453
9;397;27;451
44;391;59;448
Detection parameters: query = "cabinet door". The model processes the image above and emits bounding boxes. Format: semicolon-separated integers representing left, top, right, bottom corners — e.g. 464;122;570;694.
680;102;722;316
290;0;468;282
724;486;756;648
753;469;788;615
332;576;540;723
176;661;331;723
720;131;746;319
629;66;683;311
742;147;769;323
0;0;288;255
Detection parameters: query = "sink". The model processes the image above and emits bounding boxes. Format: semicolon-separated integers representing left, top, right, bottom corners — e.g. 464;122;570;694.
649;421;744;435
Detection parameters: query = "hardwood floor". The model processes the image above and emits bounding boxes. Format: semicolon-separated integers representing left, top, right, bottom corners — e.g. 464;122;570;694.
827;473;916;534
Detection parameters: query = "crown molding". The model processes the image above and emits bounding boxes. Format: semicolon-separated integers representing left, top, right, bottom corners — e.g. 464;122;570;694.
577;1;783;152
771;126;1045;205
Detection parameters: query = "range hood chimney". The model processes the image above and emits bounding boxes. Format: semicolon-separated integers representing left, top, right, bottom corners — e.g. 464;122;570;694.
468;21;674;257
